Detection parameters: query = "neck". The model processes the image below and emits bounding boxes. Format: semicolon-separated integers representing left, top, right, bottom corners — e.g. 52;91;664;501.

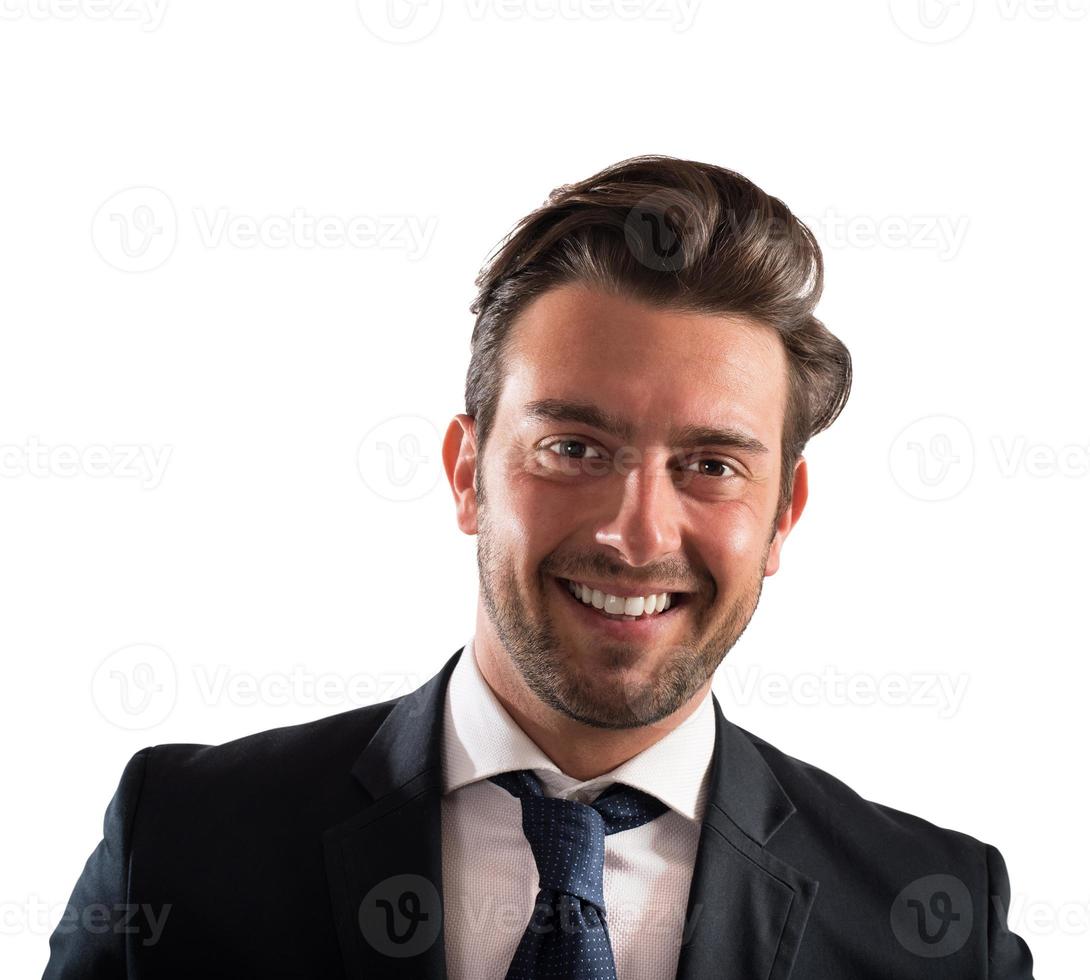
471;609;712;781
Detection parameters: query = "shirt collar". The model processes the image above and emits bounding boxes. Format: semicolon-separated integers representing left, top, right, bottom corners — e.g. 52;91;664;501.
441;635;716;823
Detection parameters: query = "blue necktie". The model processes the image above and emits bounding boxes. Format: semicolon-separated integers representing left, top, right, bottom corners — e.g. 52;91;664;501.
488;769;669;979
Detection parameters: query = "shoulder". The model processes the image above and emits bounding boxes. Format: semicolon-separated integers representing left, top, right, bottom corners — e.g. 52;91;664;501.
734;724;1035;975
118;697;403;819
738;723;989;861
155;695;396;768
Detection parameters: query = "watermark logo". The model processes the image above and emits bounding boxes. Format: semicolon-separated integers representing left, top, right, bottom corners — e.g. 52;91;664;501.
357;415;442;502
891;873;974;957
892;415;1090;499
624;190;702;273
889;0;976;42
891;0;1086;43
889;415;975;502
92;187;177;273
91;643;177;730
359;874;443;957
357;0;444;43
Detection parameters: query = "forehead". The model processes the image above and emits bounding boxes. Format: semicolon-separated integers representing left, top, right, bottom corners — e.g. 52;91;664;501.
498;283;789;445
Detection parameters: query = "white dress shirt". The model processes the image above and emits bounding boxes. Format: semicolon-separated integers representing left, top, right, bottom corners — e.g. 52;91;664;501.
440;636;716;980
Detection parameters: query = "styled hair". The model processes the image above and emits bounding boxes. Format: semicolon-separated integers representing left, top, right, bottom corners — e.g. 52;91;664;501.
465;154;852;517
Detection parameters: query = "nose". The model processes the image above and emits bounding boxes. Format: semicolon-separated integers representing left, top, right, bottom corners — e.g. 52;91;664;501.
594;453;683;567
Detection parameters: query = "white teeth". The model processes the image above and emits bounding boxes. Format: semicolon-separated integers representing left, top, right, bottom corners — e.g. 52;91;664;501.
565;579;673;618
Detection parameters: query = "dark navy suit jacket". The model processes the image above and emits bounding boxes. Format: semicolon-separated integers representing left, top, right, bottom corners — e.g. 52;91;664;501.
44;646;1036;978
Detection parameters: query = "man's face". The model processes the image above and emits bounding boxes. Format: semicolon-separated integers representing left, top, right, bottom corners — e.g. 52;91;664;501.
454;283;803;731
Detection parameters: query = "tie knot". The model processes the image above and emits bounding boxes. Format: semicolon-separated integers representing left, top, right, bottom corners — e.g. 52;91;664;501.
488;770;668;909
489;770;669;834
588;780;671;834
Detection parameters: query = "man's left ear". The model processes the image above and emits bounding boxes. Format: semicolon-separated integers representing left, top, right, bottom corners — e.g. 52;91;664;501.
764;456;808;577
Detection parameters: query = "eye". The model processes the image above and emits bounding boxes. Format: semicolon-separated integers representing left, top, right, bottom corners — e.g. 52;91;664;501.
545;438;605;460
682;457;738;479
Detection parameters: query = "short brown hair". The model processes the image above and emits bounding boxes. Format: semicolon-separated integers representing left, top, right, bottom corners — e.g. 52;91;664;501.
465;154;852;517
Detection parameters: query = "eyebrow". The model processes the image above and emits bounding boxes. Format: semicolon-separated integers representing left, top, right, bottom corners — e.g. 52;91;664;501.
522;398;770;455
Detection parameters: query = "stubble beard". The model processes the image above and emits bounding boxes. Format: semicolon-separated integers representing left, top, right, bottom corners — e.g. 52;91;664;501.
476;492;772;731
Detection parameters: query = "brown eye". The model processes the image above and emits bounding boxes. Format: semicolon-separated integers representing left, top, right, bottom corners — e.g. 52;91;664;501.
683;458;737;478
547;439;603;461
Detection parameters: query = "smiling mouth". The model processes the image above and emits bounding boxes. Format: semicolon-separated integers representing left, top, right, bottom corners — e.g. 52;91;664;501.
555;576;690;622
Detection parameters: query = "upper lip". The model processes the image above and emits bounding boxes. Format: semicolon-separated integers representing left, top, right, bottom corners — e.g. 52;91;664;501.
558;575;691;598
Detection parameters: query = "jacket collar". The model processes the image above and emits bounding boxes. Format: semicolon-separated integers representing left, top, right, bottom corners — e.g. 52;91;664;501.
704;688;797;845
325;646;817;979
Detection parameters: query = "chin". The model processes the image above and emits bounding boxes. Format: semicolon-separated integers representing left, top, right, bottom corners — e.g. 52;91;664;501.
565;661;661;712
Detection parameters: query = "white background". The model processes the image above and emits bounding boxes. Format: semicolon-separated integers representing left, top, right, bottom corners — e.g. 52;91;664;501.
2;1;1087;976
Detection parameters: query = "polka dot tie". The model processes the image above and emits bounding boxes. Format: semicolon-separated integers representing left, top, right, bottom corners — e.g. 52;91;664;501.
488;769;669;980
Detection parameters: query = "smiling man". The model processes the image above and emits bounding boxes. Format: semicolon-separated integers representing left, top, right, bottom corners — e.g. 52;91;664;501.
454;286;793;769
45;157;1035;979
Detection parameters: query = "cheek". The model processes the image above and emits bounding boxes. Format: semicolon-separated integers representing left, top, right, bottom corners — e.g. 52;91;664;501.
709;514;769;571
500;473;572;553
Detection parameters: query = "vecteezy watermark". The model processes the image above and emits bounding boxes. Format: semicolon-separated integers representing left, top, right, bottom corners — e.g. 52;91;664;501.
91;654;423;731
92;187;438;272
91;644;178;730
991;434;1090;478
463;0;702;33
356;0;700;43
191;665;422;708
1003;893;1090;936
0;438;172;489
890;0;1086;44
0;0;169;30
357;415;443;503
0;896;171;943
439;890;704;941
799;208;971;262
891;415;1090;501
720;664;970;718
50;902;171;946
620;197;970;268
191;207;437;259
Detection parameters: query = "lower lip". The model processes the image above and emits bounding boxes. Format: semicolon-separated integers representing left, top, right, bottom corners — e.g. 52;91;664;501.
552;577;685;638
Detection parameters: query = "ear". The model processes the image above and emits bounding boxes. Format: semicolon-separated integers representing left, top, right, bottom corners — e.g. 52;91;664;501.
764;456;808;577
443;414;479;535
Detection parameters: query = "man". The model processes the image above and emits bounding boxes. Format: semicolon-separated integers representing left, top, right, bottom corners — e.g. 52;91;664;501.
45;156;1036;978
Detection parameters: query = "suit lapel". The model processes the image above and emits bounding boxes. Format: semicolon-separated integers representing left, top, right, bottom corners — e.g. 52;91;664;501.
324;648;462;979
324;648;817;980
675;696;818;980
